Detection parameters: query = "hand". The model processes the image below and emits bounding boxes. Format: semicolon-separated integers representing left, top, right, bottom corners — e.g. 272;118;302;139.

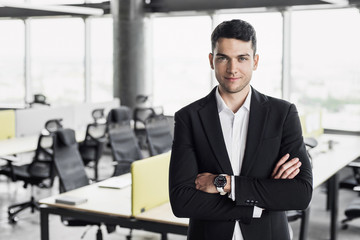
271;153;301;179
195;173;218;193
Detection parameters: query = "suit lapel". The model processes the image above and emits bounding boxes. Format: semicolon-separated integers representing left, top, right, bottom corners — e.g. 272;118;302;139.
241;88;269;176
198;88;233;174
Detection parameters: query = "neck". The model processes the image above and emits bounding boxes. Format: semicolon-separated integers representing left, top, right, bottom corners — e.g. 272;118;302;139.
218;85;250;113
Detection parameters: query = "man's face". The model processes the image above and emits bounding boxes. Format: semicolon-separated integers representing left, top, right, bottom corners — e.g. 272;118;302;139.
209;38;259;95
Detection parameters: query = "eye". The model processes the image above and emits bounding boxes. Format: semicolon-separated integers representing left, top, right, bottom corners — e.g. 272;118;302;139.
239;56;248;61
216;56;227;62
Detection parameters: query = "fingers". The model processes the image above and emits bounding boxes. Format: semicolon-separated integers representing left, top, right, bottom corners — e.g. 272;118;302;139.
273;157;301;179
279;161;301;179
287;168;300;179
271;153;290;178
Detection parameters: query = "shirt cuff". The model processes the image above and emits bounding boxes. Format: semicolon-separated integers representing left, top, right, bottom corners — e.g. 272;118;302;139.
253;206;263;218
228;175;235;201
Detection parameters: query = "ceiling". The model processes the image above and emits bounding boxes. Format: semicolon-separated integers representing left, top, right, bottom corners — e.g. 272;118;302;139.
144;0;335;12
0;2;110;18
0;0;356;18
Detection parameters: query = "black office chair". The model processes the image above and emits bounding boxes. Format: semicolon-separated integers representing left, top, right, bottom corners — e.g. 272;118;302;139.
341;160;360;229
0;118;62;223
107;107;143;176
53;128;115;240
133;104;164;149
287;137;318;240
28;93;50;107
145;115;173;156
79;108;107;181
339;157;360;191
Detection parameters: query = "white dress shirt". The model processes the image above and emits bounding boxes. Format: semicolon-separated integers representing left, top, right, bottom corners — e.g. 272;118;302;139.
215;86;259;240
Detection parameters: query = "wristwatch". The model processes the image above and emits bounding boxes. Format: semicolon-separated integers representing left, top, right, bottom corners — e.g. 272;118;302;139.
214;174;227;195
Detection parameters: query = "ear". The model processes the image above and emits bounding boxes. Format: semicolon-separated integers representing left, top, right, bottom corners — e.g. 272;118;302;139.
208;53;214;70
253;54;259;70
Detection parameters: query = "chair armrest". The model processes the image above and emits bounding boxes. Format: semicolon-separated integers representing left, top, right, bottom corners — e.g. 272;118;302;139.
348;161;360;168
0;155;18;162
0;155;18;181
112;160;133;165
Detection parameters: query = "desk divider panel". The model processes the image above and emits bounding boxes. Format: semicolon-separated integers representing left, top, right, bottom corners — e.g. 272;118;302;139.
131;152;171;216
0;110;16;140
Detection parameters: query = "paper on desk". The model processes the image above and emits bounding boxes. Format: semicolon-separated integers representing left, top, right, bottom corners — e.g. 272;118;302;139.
98;177;132;189
55;195;87;205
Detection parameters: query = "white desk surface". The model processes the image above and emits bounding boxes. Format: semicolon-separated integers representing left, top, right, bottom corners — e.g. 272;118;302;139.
39;174;132;218
311;134;360;188
39;173;187;225
0;131;85;156
135;202;189;226
39;173;189;226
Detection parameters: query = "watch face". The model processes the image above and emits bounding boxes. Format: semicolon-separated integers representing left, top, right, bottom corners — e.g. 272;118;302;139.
214;175;227;188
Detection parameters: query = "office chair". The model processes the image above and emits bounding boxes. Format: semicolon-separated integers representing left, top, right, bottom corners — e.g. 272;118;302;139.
133;104;164;149
0;118;62;223
339;157;360;191
28;94;50;107
287;137;318;240
145;115;173;156
107;107;143;176
341;161;360;229
79;108;107;181
53;127;115;240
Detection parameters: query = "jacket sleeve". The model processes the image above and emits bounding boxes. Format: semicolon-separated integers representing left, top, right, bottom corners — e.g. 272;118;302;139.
169;110;254;223
234;104;313;211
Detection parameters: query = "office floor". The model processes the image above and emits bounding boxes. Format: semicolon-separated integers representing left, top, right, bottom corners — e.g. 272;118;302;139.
1;152;360;240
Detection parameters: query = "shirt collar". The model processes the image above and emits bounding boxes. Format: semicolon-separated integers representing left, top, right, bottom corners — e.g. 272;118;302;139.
215;86;252;114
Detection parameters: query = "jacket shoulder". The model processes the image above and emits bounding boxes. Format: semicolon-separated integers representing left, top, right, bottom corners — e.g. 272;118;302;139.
175;88;216;117
175;96;206;117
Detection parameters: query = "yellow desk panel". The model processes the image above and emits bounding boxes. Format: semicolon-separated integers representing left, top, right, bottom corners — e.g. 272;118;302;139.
131;152;171;216
0;110;15;140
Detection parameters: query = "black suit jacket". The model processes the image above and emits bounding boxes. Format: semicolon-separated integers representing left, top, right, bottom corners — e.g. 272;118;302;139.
169;87;313;240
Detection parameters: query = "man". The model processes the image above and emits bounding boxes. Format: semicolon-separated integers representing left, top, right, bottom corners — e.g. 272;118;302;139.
169;19;313;240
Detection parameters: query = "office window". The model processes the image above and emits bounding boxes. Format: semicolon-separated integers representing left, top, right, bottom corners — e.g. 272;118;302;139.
90;17;113;102
30;18;85;105
0;20;25;105
216;12;283;98
152;16;212;115
291;8;360;131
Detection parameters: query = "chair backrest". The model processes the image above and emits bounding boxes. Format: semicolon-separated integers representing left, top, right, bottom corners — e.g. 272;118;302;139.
106;106;143;176
28;118;64;184
133;106;164;131
28;133;55;181
45;118;63;133
304;137;318;163
53;128;89;192
29;94;50;107
145;115;173;156
106;106;132;127
91;108;106;124
108;123;143;162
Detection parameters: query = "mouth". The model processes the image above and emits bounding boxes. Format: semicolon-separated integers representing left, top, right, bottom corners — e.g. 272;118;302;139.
224;77;240;82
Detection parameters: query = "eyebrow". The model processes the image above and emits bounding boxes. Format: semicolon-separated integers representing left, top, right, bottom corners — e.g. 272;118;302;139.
215;53;251;58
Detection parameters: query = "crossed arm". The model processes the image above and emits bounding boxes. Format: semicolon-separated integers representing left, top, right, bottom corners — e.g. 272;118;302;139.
195;153;302;194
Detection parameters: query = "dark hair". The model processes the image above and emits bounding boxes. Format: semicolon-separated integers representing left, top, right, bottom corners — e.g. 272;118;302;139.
211;19;257;55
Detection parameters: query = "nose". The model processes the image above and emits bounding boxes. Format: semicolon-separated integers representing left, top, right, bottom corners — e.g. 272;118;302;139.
226;59;238;75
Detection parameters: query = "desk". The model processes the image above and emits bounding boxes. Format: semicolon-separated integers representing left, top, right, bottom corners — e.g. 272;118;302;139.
39;134;360;240
39;174;188;240
310;134;360;240
0;131;85;156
